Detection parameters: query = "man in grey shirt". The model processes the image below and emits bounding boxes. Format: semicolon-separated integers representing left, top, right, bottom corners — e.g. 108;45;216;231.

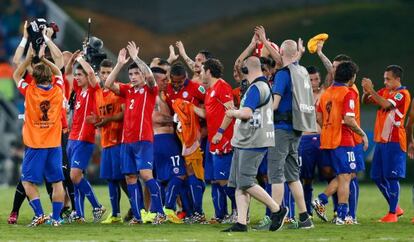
222;56;288;232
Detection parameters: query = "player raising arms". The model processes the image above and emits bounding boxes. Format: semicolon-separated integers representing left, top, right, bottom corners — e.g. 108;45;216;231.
66;51;106;223
150;59;186;223
362;65;410;223
13;52;66;227
91;59;128;224
318;61;368;225
105;42;165;225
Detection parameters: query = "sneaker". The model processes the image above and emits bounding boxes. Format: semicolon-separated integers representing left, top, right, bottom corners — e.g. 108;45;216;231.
312;199;328;222
253;215;271;231
101;214;123;224
60;207;72;219
92;206;107;223
221;222;248;232
72;216;86;223
27;214;49;227
379;213;398;223
221;214;235;224
344;216;354;225
129;217;142;225
297;217;314;229
192;212;207;224
229;210;238;223
208;217;223;224
123;208;133;222
7;212;18;224
48;218;64;227
152;213;167;225
331;213;338;224
353;218;360;224
142;210;156;224
183;215;194;224
177;211;186;220
396;206;404;217
269;207;289;231
284;217;296;224
164;208;183;224
335;217;345;225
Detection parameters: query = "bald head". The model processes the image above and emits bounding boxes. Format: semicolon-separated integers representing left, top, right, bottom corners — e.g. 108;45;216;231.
244;56;261;72
280;40;298;59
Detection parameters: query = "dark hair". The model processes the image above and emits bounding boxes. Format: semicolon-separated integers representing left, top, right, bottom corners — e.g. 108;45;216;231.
128;62;139;71
385;65;403;79
333;54;352;62
203;58;223;78
100;59;114;68
75;64;87;75
157;58;170;66
33;63;52;85
306;66;319;75
198;50;213;60
334;61;359;83
170;62;187;77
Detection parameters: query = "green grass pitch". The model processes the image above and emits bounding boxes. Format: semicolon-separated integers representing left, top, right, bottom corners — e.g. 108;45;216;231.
1;184;413;241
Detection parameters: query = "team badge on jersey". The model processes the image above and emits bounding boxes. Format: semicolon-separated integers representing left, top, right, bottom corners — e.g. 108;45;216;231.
139;88;145;94
183;91;189;98
394;93;403;101
198;86;206;94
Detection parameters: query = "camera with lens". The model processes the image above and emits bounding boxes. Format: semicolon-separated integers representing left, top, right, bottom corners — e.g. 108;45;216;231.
83;36;107;72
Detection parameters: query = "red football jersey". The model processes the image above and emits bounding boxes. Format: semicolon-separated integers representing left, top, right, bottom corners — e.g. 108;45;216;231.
69;81;99;143
165;79;206;108
118;83;158;143
205;79;234;142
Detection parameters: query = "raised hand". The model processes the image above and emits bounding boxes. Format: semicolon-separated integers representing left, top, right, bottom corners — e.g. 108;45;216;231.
126;41;139;59
176;41;186;56
117;48;130;65
298;38;305;54
168;44;179;62
316;41;324;55
254;26;267;42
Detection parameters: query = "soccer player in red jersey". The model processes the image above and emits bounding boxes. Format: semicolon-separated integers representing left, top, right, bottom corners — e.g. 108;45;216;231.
194;58;237;223
66;52;106;222
165;62;207;222
105;42;165;225
362;65;410;223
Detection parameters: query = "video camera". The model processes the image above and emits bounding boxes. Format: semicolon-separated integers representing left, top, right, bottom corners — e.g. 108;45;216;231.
83;18;107;72
27;18;59;57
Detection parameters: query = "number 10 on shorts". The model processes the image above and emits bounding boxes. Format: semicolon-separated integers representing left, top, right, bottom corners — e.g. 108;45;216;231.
347;151;355;162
